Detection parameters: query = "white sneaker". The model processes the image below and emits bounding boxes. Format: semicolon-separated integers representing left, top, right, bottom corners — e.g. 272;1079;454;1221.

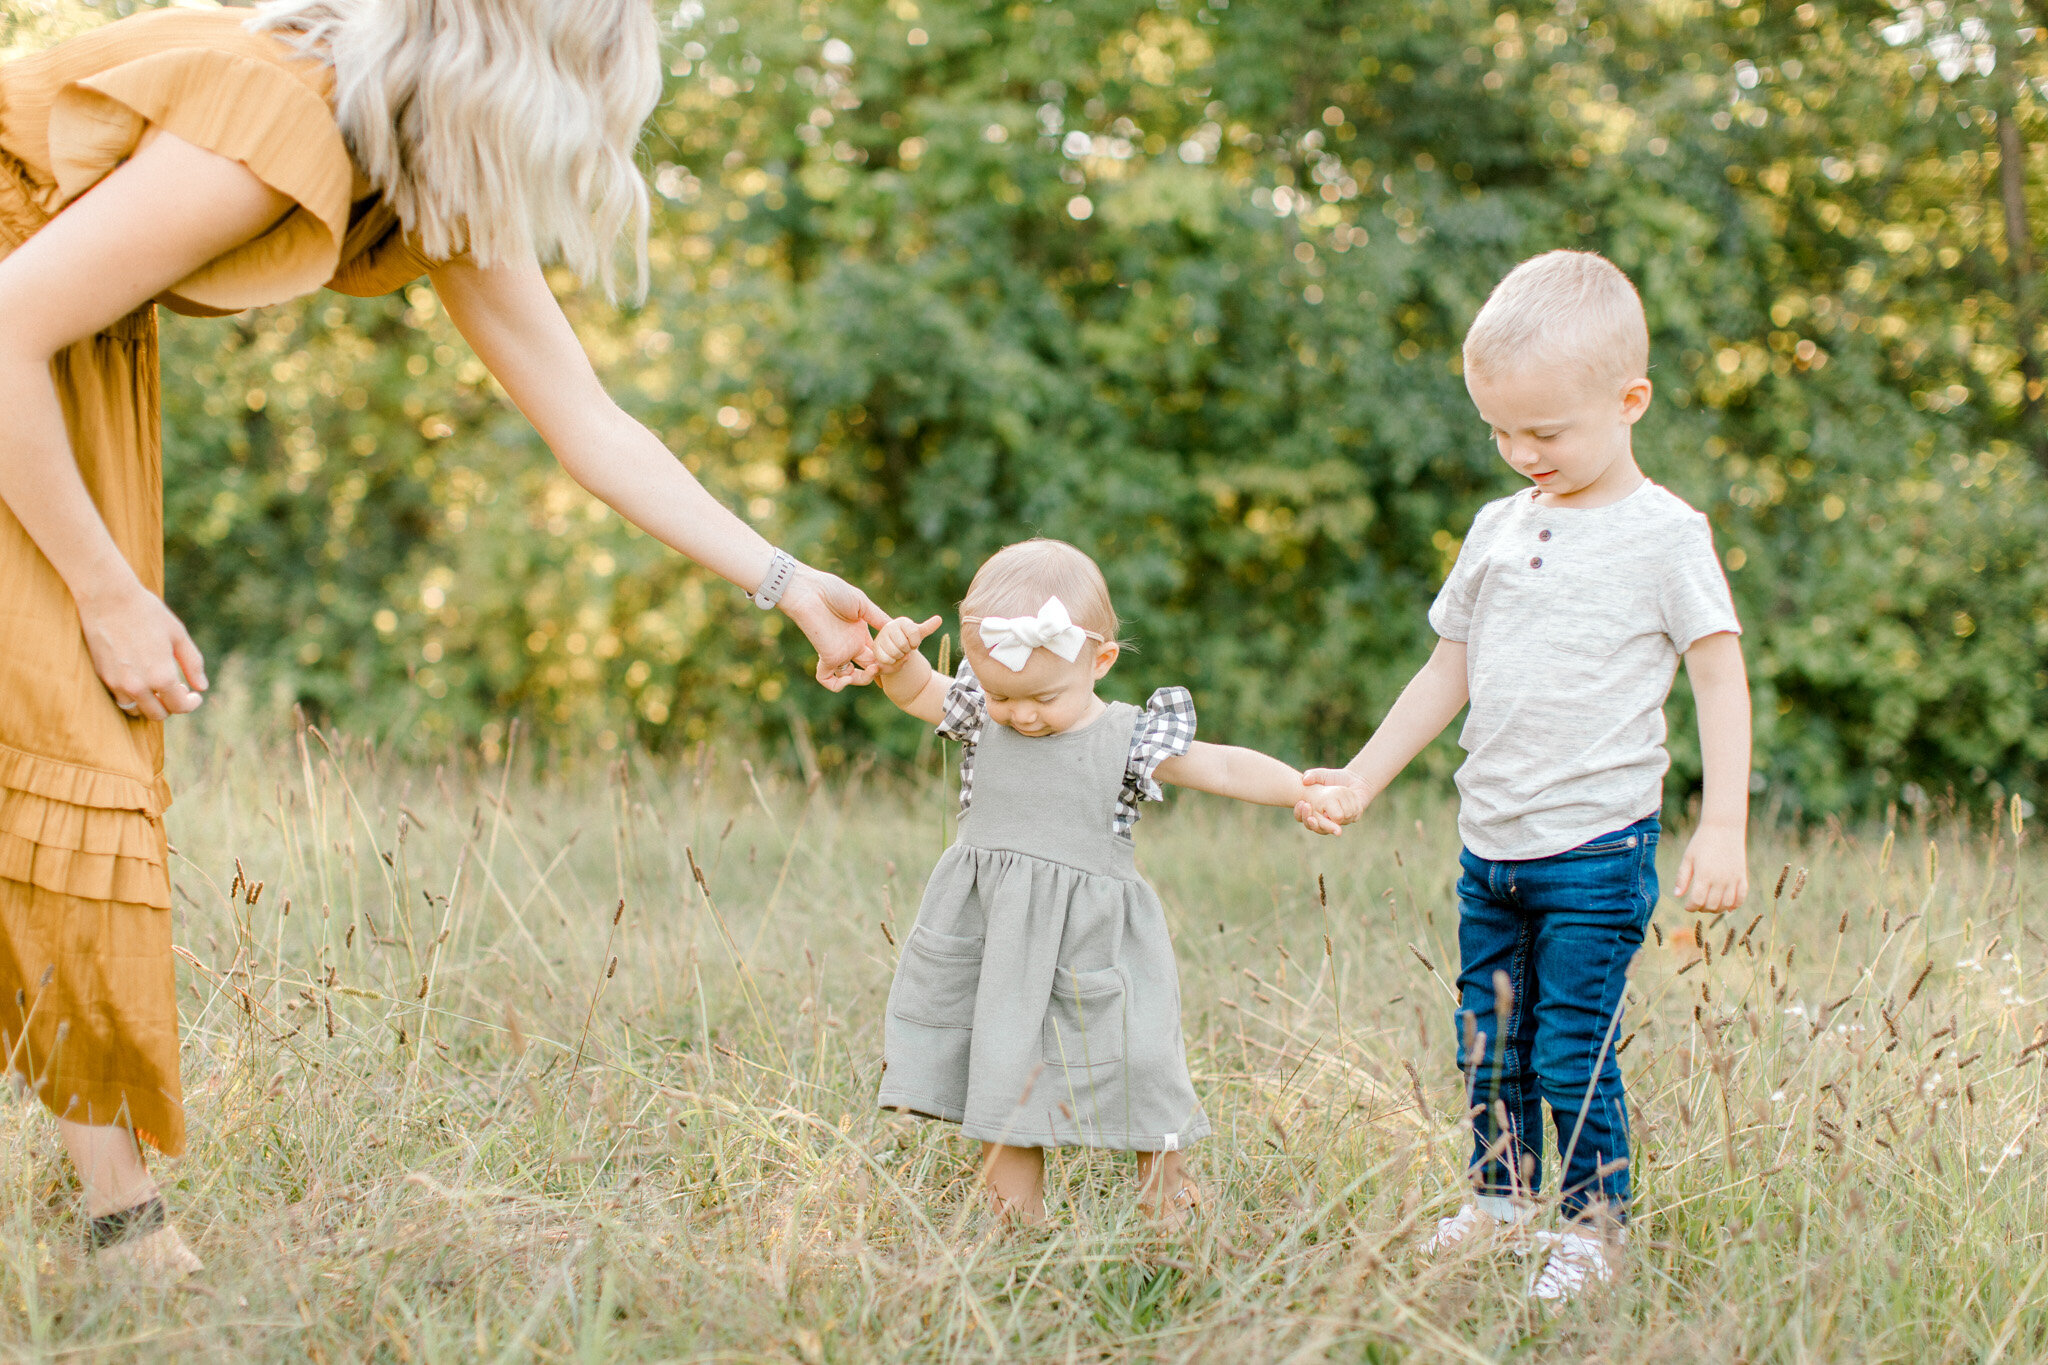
1423;1201;1532;1256
1530;1230;1614;1305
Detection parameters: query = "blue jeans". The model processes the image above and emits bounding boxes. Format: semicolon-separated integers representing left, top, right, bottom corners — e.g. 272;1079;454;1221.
1453;816;1657;1222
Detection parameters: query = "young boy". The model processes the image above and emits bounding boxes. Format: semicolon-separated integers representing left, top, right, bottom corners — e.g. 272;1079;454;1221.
1297;250;1751;1303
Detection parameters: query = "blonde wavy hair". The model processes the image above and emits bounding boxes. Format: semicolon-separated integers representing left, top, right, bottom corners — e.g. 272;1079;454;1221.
250;0;660;298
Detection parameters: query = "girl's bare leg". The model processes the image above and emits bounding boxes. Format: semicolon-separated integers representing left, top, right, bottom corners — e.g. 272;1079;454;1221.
979;1143;1046;1223
1135;1150;1201;1227
58;1119;202;1278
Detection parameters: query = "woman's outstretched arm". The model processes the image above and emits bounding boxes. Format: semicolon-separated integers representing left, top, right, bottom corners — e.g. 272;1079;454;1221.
430;257;888;689
0;131;291;719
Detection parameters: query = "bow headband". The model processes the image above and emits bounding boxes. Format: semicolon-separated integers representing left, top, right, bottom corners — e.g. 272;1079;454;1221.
965;596;1106;672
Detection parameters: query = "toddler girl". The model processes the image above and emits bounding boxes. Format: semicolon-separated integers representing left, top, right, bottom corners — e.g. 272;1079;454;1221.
870;538;1341;1223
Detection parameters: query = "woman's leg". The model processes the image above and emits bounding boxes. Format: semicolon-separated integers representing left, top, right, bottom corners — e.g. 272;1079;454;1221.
1135;1150;1199;1225
979;1143;1046;1223
58;1119;201;1275
58;1119;155;1216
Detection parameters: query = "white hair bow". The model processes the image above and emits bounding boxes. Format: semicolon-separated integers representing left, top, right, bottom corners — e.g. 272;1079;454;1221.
971;597;1101;672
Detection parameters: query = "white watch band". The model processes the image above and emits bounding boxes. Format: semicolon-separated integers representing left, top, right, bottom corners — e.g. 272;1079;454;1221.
749;548;799;610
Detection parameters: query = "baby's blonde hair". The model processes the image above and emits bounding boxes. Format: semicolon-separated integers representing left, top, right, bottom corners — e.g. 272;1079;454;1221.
960;539;1119;642
250;0;660;300
1462;250;1649;394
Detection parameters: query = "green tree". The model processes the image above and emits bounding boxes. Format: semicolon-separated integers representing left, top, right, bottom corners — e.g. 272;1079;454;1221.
10;0;2048;813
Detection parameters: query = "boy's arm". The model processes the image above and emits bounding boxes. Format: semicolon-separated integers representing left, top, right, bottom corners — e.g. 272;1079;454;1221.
874;615;949;725
1153;743;1310;807
1297;637;1470;832
1674;630;1750;913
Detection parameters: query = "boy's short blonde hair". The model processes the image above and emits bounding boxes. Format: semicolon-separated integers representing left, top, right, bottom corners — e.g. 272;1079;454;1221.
1462;250;1649;393
960;539;1119;642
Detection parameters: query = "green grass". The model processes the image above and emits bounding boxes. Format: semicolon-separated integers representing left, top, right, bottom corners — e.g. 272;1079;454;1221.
3;712;2044;1362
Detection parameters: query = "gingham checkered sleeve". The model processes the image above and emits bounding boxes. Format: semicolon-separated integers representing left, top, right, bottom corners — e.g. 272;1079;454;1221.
935;662;986;814
1116;686;1197;835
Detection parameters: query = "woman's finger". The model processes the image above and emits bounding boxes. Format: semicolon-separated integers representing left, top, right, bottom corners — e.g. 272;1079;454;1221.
162;679;202;714
856;595;892;631
817;571;890;631
171;625;209;694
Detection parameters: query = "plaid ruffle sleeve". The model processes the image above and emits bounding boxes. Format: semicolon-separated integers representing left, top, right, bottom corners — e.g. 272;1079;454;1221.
1116;686;1197;835
935;661;986;814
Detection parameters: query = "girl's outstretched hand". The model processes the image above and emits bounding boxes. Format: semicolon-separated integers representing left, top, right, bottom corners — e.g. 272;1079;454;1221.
874;615;944;675
780;567;891;691
1294;769;1370;835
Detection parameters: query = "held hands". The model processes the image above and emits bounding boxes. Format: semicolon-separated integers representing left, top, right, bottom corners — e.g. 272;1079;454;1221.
1294;768;1372;836
779;567;891;692
1674;822;1748;914
873;615;943;675
77;581;208;721
1296;784;1361;836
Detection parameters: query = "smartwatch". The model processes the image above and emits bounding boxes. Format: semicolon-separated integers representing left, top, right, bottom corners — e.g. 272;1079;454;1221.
749;548;799;610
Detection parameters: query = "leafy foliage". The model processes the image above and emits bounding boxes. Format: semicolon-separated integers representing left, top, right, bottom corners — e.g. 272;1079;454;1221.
10;0;2048;813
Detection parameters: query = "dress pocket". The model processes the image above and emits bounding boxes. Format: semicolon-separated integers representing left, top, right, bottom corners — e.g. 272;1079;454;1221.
890;924;984;1028
1041;966;1127;1066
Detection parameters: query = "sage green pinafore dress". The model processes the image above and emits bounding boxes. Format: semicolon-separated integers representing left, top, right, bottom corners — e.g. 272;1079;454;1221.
878;676;1210;1152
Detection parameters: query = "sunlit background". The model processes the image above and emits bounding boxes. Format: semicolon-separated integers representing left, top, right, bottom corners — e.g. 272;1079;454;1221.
4;0;2046;816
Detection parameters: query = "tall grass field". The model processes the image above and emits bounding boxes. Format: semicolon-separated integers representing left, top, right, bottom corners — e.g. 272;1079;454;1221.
4;712;2044;1362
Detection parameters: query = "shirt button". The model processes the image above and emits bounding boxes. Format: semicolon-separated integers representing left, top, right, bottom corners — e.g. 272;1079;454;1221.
1538;529;1552;541
1529;556;1543;569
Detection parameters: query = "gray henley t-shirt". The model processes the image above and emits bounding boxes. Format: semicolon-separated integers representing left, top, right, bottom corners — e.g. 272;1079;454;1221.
1428;479;1741;862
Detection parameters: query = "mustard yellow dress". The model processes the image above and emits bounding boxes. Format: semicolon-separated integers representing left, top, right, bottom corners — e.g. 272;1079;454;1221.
0;7;435;1153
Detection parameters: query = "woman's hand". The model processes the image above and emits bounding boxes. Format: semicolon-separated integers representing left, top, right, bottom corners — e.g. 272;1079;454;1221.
779;567;891;692
76;582;209;721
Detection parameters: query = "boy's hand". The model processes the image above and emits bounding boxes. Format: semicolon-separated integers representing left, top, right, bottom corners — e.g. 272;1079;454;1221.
1674;823;1747;914
873;615;943;675
1295;770;1371;835
1296;783;1359;836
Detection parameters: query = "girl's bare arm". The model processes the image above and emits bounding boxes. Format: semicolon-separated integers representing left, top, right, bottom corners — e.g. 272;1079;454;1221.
1154;742;1309;807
